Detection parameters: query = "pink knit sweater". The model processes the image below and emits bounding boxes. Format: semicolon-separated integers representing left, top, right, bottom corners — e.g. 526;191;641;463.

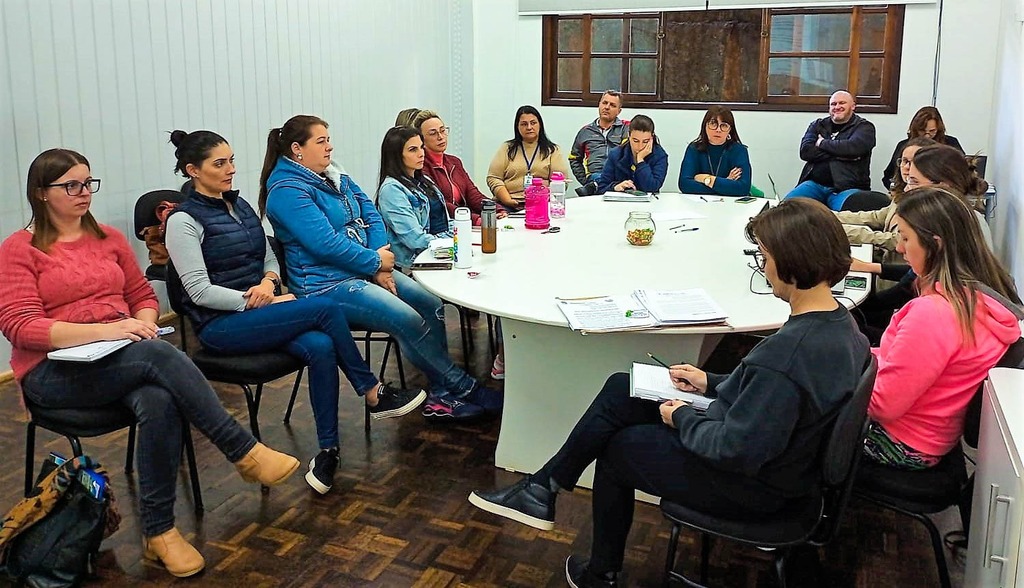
0;227;159;382
870;290;1021;456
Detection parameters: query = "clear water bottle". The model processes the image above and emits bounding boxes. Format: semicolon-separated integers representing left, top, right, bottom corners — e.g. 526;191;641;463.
549;171;566;219
524;177;550;230
481;200;497;254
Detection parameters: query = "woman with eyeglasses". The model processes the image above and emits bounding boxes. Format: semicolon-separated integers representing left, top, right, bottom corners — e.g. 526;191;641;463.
165;130;425;497
469;199;869;585
486;105;570;209
678;106;752;196
862;187;1018;471
881;106;964;190
259;115;503;421
406;109;507;227
596;114;669;194
0;149;300;578
375;125;453;270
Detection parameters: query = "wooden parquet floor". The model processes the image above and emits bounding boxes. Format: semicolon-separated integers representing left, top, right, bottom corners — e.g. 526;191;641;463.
0;316;965;587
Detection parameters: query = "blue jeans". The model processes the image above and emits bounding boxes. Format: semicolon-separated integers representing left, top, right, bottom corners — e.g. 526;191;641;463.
198;297;379;449
21;339;256;538
315;271;477;397
785;180;859;211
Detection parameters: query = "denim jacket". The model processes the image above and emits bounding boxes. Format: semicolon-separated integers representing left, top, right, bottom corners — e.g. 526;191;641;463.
265;157;388;297
377;176;454;269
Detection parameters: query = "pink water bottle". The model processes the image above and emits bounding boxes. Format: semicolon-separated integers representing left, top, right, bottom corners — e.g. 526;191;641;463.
524;177;550;230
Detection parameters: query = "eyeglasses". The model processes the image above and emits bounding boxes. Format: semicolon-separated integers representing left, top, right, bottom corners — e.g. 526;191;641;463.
751;251;766;271
897;157;914;168
425;126;450;138
707;120;731;132
46;178;101;196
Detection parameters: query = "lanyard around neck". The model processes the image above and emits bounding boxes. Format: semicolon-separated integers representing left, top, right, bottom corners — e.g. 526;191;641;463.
520;143;540;172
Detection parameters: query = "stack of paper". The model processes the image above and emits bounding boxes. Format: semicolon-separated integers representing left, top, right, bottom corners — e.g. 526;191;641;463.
602;192;652;203
630;363;712;410
47;339;132;363
555;289;728;333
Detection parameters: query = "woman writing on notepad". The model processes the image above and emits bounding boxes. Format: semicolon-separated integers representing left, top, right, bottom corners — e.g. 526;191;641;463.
0;149;300;579
468;198;870;585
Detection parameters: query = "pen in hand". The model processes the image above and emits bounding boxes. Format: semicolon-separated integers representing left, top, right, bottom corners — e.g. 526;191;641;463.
647;352;693;387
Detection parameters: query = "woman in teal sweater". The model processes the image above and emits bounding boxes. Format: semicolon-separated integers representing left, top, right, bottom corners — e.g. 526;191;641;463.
678;106;752;196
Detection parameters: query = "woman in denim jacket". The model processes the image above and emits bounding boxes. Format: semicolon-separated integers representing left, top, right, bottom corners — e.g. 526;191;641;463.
375;126;453;270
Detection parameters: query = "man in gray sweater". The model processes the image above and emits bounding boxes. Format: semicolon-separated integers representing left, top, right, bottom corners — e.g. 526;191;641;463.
569;90;630;186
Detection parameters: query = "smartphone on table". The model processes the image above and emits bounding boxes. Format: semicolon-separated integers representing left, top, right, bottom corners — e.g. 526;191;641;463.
844;276;868;290
735;196;758;203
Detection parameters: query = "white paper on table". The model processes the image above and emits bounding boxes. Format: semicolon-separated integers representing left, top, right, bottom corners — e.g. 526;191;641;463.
555;294;656;333
650;209;706;222
633;288;727;325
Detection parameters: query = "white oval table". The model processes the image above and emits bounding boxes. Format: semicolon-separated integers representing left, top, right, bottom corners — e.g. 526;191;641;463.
414;195;872;485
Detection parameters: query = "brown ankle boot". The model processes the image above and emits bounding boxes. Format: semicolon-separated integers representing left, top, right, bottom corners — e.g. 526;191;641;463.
143;527;205;578
234;442;299;485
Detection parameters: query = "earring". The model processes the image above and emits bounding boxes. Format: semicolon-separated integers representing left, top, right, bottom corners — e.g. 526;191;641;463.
297;153;303;160
43;197;48;202
727;134;732;140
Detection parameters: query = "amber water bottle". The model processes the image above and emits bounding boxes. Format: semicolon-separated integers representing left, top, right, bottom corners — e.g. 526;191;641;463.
481;200;497;254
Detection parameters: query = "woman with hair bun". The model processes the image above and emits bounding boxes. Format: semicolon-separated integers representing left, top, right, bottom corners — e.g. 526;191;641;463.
165;129;425;497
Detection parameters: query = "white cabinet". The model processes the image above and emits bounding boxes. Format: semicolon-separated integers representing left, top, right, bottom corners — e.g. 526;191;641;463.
967;368;1024;587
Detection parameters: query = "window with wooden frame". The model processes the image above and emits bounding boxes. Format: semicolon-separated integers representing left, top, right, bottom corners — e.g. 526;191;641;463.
542;5;904;113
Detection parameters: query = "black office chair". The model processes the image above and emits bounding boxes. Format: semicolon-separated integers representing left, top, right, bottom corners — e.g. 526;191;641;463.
266;236;407;433
661;357;878;588
23;399;204;515
852;328;1024;588
133;189;188;348
165;260;306;446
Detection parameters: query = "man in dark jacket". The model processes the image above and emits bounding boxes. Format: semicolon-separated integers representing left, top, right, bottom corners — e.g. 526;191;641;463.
786;90;876;211
569;91;629;185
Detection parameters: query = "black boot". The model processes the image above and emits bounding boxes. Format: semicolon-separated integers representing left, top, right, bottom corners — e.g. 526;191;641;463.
565;555;620;587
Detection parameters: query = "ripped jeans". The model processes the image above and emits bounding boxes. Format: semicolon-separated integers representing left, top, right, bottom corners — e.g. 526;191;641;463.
315;271;477;397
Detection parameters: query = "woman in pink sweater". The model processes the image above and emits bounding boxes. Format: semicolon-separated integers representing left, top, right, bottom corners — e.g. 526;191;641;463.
865;186;1020;469
0;149;300;578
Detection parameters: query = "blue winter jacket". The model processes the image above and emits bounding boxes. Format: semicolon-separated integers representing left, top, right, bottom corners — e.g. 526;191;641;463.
265;157;388;297
678;142;753;196
377;176;454;269
597;142;669;194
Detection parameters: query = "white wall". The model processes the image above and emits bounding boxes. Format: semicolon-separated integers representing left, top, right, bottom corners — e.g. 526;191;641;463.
989;0;1024;278
470;1;1002;199
0;0;470;372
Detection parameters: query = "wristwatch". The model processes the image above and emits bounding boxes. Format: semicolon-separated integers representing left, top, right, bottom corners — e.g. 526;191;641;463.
703;177;713;188
264;275;282;294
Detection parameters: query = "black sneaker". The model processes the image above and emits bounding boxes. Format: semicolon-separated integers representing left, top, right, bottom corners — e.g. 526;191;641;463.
468;477;556;530
565;555;620;588
304;447;339;495
367;383;427;420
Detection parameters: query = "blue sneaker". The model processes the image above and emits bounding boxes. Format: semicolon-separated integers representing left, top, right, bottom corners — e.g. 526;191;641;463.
463;383;503;415
422;394;485;420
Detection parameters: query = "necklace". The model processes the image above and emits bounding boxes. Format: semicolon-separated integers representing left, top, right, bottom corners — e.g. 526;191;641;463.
706;149;725;178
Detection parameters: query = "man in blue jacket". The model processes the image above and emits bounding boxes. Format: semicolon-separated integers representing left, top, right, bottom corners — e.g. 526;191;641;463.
786;90;876;211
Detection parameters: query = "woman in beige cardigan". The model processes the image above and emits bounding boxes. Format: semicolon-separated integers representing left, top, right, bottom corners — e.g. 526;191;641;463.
486;105;569;209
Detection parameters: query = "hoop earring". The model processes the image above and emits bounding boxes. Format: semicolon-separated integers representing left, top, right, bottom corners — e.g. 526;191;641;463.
727;134;732;140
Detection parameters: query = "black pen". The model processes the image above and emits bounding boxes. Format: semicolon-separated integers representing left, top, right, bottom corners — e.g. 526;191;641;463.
673;227;699;233
668;224;685;231
651;193;659;200
700;196;708;202
647;353;693;386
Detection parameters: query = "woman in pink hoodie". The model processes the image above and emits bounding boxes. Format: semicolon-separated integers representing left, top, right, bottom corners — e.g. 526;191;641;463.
866;186;1020;469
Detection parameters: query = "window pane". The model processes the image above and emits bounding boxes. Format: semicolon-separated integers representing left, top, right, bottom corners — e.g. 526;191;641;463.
768;57;849;96
858;57;883;97
557;58;582;92
591;57;623;92
860;13;887;52
628;59;657;94
558;19;583;53
770;13;852;53
662;10;760;102
629;18;659;54
592;19;624;53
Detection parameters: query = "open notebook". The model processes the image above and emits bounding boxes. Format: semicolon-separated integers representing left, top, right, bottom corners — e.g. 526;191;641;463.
630;363;712;410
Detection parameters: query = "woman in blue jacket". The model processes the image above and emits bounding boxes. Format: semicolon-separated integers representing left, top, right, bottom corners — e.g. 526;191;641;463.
597;114;668;194
258;115;501;421
375;126;453;270
678;106;752;196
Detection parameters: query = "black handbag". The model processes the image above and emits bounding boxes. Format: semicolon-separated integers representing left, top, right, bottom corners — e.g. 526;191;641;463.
0;455;119;587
